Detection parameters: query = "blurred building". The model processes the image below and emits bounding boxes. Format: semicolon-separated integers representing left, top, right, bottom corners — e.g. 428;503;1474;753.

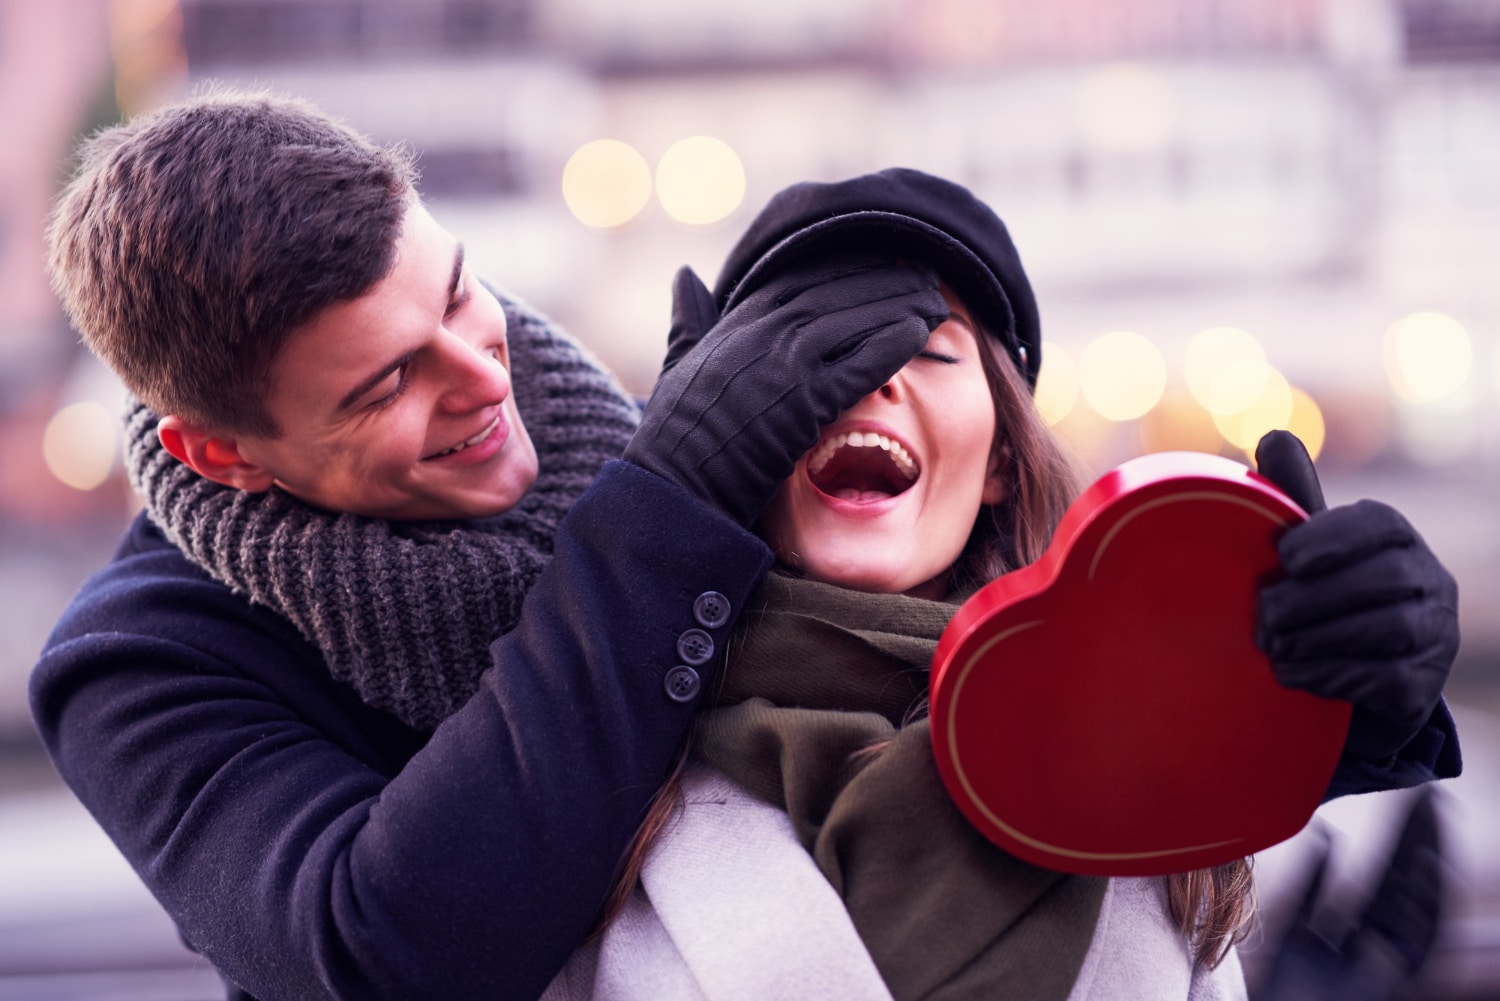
0;1;141;748
0;1;119;521
0;3;1496;995
2;0;1498;722
154;0;1500;460
0;2;107;393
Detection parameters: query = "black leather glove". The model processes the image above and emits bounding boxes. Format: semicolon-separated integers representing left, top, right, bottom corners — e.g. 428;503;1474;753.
624;255;947;526
1254;430;1460;761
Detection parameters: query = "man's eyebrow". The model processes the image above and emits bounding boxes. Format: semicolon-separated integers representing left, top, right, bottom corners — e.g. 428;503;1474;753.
336;355;409;413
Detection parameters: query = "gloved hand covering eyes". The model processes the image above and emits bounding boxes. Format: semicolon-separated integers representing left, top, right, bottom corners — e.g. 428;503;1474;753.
1254;430;1460;762
625;254;948;527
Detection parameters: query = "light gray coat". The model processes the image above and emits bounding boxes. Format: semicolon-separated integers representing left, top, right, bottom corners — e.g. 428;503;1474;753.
543;767;1247;1001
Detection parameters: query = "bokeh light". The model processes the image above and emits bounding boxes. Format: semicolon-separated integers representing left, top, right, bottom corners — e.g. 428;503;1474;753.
655;136;746;226
1284;387;1327;462
1184;326;1270;416
1078;331;1166;422
1033;341;1078;426
1384;311;1472;403
43;402;118;491
1048;403;1119;474
1136;390;1224;456
1212;367;1294;451
562;139;653;229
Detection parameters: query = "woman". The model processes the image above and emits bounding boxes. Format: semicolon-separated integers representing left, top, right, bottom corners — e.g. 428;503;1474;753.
553;282;1247;1001
544;168;1462;1001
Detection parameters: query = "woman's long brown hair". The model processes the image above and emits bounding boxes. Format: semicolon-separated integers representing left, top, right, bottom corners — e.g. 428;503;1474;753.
597;314;1254;968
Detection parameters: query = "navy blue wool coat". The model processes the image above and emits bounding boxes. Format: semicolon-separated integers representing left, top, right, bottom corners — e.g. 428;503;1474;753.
32;462;772;1001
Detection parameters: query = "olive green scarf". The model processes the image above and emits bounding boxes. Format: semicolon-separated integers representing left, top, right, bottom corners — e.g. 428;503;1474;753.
697;572;1106;1001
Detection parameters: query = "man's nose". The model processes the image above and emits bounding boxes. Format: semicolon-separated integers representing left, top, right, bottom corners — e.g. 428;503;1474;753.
436;335;510;412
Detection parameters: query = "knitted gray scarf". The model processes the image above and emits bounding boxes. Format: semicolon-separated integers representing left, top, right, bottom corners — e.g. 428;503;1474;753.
125;290;640;730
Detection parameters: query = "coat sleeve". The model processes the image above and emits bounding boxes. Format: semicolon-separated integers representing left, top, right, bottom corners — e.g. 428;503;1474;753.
1323;699;1462;801
31;461;773;1001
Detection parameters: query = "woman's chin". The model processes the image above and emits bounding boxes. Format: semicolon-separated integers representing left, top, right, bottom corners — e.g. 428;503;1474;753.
790;553;918;595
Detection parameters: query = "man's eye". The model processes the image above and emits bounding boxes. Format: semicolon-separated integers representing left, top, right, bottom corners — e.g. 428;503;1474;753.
370;361;412;409
446;281;472;317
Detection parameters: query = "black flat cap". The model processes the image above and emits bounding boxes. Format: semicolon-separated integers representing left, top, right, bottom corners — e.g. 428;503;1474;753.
712;167;1040;387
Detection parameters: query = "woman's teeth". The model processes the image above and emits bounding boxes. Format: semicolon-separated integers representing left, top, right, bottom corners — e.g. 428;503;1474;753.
435;418;499;457
807;431;918;480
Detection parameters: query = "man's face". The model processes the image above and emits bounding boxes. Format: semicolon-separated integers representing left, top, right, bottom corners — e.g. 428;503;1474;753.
231;198;539;520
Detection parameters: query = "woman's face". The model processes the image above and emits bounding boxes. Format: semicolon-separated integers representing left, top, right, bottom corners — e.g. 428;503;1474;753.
760;286;1004;599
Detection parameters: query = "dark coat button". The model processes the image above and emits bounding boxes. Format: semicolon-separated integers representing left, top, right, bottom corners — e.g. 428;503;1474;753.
677;629;714;665
693;591;731;629
663;665;701;703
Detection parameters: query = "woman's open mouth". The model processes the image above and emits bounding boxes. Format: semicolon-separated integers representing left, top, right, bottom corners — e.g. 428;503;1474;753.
806;430;919;502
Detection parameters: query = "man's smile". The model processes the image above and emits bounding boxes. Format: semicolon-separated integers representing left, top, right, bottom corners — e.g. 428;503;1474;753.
426;414;507;461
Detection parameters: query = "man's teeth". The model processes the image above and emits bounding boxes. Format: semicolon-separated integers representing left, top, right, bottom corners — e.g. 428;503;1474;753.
806;431;918;479
436;418;499;457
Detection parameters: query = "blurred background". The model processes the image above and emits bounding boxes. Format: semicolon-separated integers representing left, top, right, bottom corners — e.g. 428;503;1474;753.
0;0;1496;998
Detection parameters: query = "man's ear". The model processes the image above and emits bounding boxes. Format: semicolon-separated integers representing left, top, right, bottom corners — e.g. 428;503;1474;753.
157;415;276;492
981;443;1009;506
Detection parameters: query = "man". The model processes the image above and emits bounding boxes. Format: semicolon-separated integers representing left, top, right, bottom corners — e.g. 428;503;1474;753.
32;88;947;1000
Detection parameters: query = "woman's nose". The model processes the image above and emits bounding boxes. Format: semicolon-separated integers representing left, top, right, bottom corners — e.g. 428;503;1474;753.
874;367;908;403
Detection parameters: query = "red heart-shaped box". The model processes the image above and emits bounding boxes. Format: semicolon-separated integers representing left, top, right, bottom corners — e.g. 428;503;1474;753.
929;451;1351;876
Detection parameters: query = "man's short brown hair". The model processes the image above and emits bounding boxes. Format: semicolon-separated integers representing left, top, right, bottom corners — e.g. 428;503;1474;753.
47;87;416;436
